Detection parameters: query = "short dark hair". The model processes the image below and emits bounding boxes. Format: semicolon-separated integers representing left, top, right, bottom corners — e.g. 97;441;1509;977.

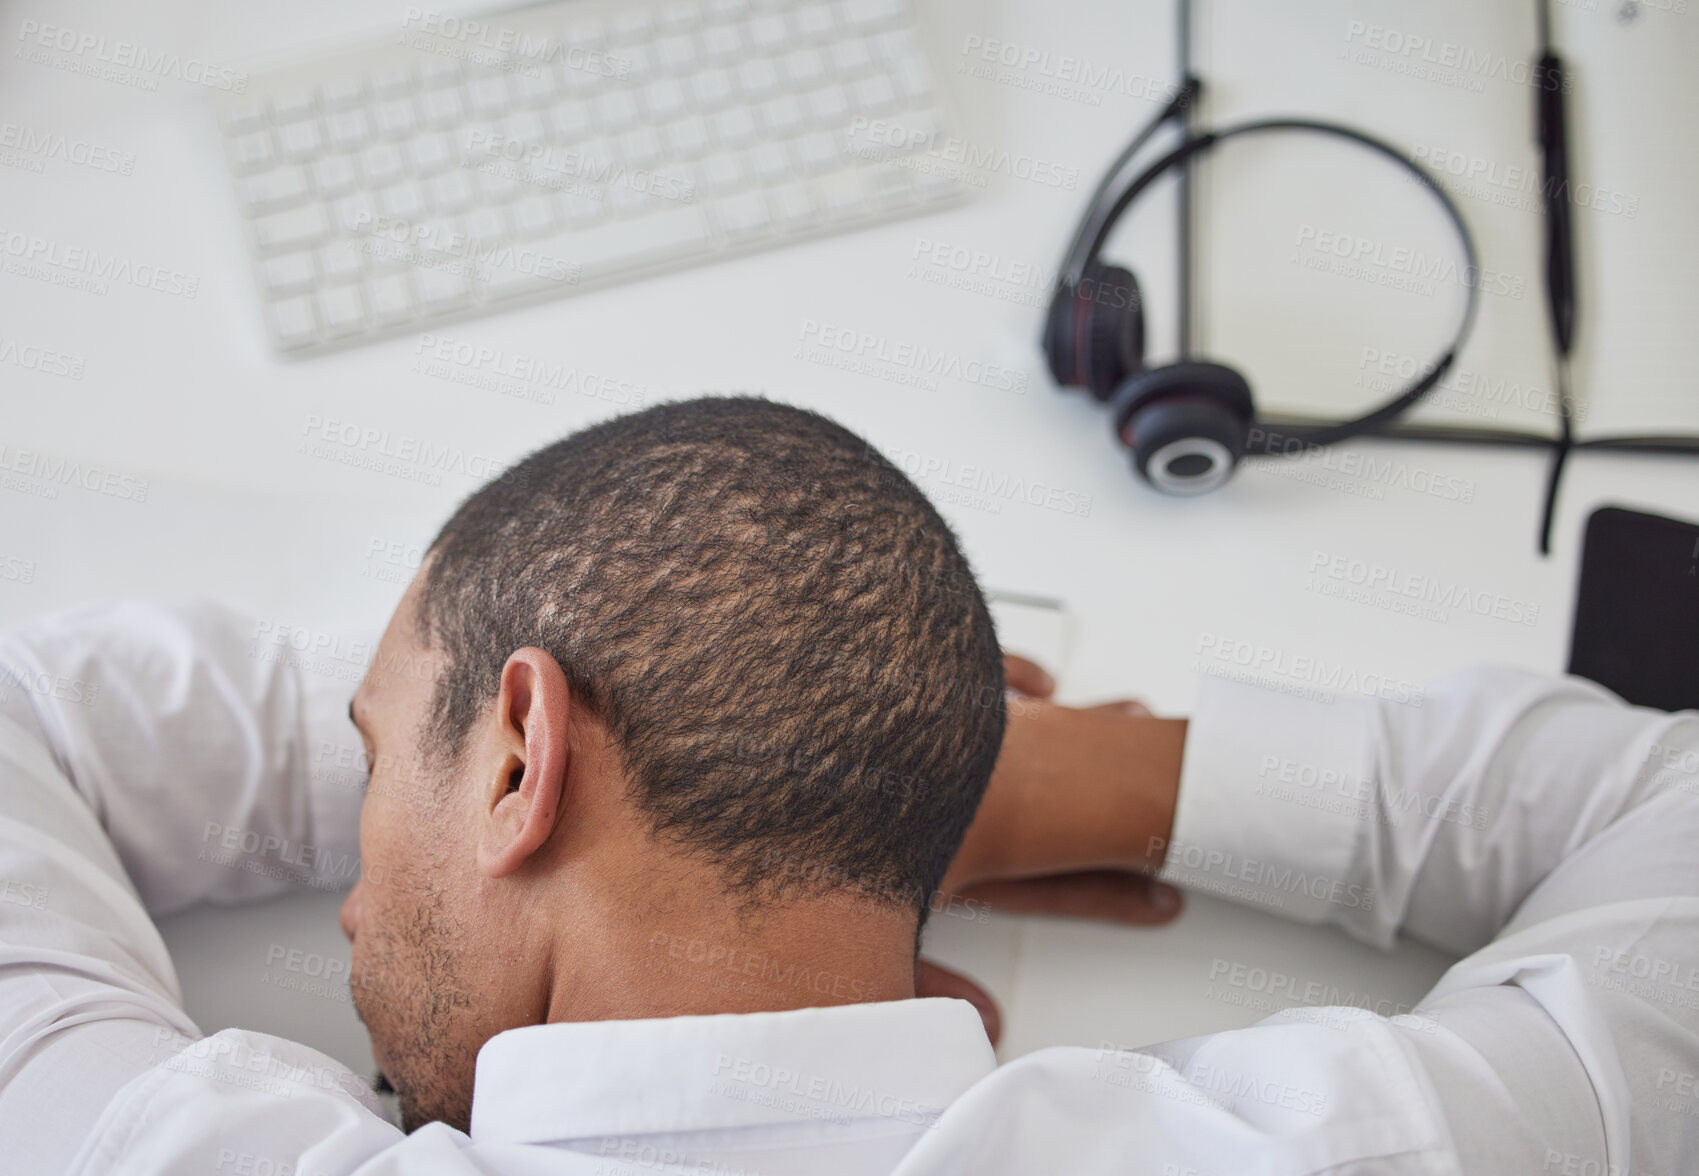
414;396;1005;921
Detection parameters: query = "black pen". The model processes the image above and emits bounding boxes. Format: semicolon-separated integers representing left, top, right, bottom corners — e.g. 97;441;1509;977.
1536;0;1575;357
1534;0;1575;555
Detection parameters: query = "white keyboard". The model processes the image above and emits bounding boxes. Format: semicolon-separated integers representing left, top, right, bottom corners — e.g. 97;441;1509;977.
213;0;971;353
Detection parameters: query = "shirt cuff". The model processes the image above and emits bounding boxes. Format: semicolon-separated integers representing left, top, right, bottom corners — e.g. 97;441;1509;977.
1156;674;1382;939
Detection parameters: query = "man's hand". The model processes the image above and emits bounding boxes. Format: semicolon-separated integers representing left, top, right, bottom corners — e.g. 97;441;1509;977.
940;654;1187;924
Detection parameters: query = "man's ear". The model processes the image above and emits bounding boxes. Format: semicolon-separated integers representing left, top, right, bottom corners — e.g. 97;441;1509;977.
477;647;572;879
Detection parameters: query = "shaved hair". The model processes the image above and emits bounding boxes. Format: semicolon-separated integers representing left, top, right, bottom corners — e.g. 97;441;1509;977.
414;396;1005;921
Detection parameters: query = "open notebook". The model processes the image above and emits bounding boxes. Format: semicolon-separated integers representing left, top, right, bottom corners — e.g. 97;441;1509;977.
1106;0;1699;442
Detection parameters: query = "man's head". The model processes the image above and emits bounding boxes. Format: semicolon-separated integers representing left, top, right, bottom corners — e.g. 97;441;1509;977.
341;396;1005;1132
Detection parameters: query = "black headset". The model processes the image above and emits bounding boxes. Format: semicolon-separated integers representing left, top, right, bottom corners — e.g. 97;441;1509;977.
1044;0;1699;550
1044;89;1481;496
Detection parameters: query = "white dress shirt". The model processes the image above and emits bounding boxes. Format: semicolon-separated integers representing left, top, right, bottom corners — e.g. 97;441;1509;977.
1;598;1696;1176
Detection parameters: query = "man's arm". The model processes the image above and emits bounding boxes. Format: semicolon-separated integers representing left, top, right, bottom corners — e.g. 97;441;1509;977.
0;598;400;1175
945;666;1699;1175
0;597;372;914
1159;666;1697;955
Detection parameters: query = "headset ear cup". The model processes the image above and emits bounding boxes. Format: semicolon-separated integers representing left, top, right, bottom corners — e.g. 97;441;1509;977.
1081;264;1144;402
1043;263;1146;400
1110;362;1254;496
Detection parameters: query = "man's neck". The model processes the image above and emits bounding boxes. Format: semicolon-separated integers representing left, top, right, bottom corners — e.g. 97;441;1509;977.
541;866;922;1024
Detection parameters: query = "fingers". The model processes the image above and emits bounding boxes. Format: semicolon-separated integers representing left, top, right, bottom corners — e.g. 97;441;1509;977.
953;870;1183;926
1002;653;1056;699
915;959;1002;1046
1088;699;1151;717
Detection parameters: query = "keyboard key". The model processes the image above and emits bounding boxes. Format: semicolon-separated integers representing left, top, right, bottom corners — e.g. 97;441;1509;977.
360;142;406;184
617;126;662;166
407;133;453;173
863;160;913;203
611;10;656;40
806;84;850;123
748;140;791;180
496;110;542;147
699;152;744;191
829;37;872;74
222;97;267;132
420;86;466;124
873;27;921;63
418;265;472;308
332;191;377;233
515;69;557;103
469;74;511;115
655;34;697;70
312;153;358;196
760;94;804;134
596;89;640;129
371;65;414;96
643;77;688;119
375;97;419;136
659;2;703;32
702;24;742;59
262;251;316;293
747;13;788;49
713;106;757;146
270;296;317;346
476;167;521;202
736;57;780;96
796;129;840;170
418;57;461;88
321;76;366;110
665;114;710;157
852;73;897;114
818;167;866;215
367;273;414;319
560;190;604;222
317;284;365;334
783;47;826;83
380;181;427;218
892;54;932;101
840;0;905;27
692;67;734;107
254;203;330;250
425;170;471;211
548;101;594;140
610;181;657;216
466;205;509;241
319;240;365;283
327;109;371;150
618;43;655;82
770;180;817;224
277;119;323;159
230;130;273;171
538;204;710;274
564;17;606;47
714;190;769;236
242;165;309;209
794;3;835;37
271;88;317;121
512;194;556;234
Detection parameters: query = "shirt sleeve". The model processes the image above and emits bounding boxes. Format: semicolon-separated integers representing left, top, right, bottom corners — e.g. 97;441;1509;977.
0;596;375;916
1132;665;1699;1175
0;598;404;1175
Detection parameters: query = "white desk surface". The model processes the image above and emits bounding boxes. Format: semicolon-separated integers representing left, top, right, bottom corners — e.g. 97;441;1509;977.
4;0;1697;1085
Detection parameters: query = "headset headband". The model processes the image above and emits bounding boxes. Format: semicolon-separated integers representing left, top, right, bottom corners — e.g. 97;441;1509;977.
1066;116;1482;453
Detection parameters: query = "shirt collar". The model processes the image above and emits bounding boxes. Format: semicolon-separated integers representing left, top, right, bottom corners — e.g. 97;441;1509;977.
468;997;995;1145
